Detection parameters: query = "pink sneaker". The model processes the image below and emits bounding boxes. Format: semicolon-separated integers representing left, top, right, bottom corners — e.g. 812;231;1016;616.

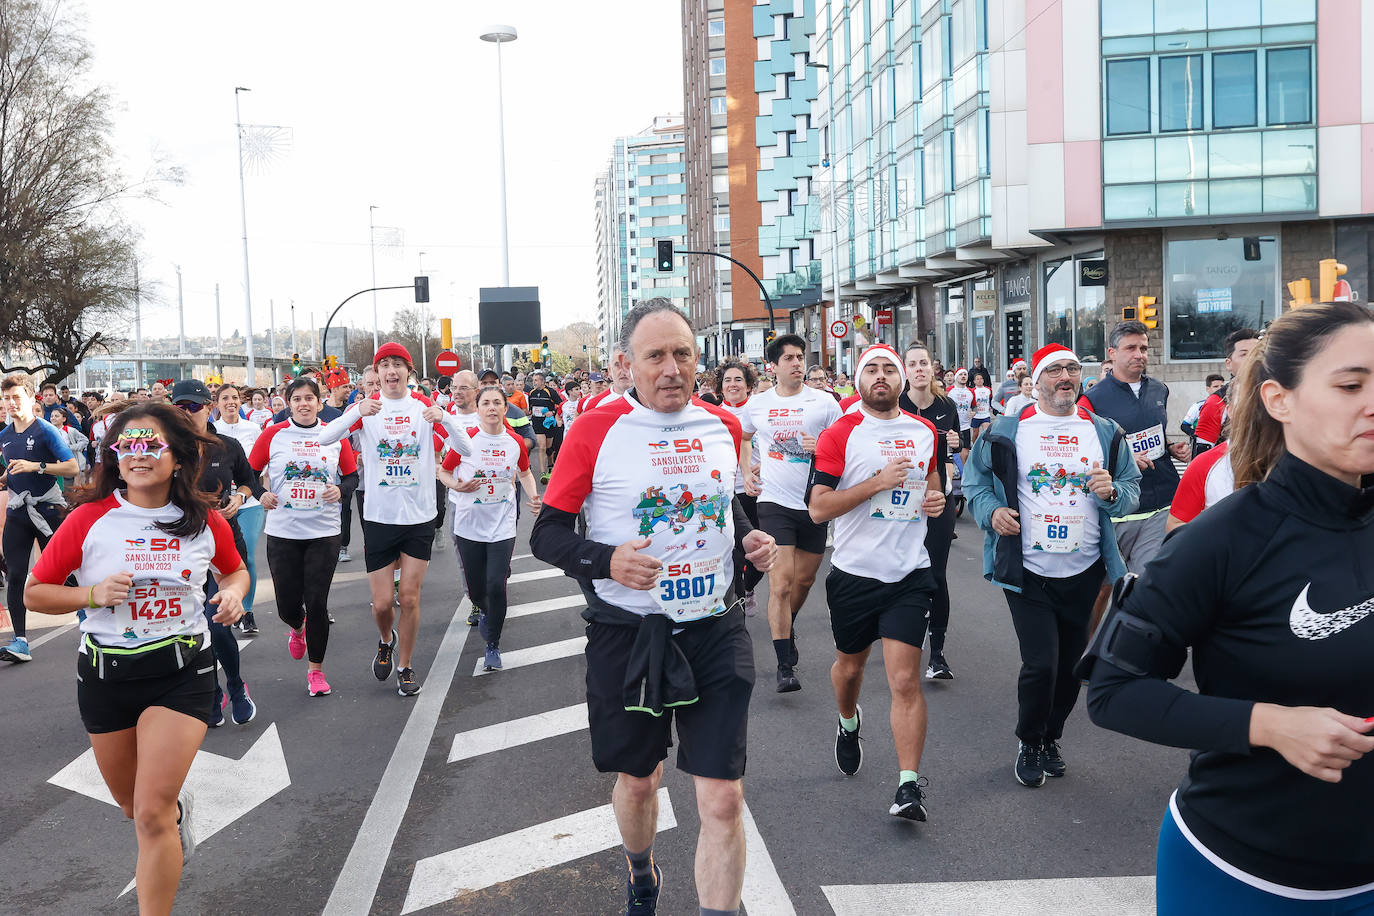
306;670;331;697
288;628;307;661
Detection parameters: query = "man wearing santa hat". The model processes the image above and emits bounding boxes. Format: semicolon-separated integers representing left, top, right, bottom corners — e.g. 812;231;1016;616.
963;343;1140;789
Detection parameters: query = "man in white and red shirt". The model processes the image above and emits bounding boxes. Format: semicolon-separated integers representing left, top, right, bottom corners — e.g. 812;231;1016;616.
530;299;777;916
581;350;633;413
738;332;842;692
964;343;1141;789
808;344;944;822
317;342;472;698
947;368;975;457
576;371;608;414
1167;441;1234;530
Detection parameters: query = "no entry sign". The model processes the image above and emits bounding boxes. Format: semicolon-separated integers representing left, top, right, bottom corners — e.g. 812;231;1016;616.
434;350;461;374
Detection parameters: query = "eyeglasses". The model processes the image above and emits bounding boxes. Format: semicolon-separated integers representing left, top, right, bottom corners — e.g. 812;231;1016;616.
175;401;206;413
1041;364;1083;379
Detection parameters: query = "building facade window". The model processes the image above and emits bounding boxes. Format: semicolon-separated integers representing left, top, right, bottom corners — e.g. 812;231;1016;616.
1159;55;1202;132
1164;232;1279;361
709;58;726;76
708;18;725;37
1106;58;1150;136
710;96;727;115
1266;47;1311;125
1042;252;1107;363
1212;51;1257;129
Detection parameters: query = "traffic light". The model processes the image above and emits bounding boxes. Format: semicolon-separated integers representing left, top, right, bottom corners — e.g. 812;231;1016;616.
1319;259;1348;302
322;355;339;369
1287;278;1313;309
1137;296;1158;330
1120;305;1138;321
540;334;551;363
1243;236;1262;261
292;352;302;374
414;275;430;303
764;329;777;345
656;240;674;272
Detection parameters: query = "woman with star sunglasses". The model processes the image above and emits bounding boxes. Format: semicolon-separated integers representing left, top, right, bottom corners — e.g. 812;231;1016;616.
1085;302;1374;913
25;402;248;915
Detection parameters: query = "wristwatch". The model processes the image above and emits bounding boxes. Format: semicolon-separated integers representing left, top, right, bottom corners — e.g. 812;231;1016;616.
39;461;47;473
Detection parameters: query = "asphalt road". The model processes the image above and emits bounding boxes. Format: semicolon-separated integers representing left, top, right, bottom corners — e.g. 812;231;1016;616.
0;507;1188;915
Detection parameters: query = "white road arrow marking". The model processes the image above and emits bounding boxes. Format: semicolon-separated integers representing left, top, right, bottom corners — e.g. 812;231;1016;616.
449;703;589;763
49;723;292;897
822;876;1155;915
474;635;586;676
402;787;676;914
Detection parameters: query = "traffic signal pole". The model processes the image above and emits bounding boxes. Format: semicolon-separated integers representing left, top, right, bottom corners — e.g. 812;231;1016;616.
320;285;415;363
675;248;776;334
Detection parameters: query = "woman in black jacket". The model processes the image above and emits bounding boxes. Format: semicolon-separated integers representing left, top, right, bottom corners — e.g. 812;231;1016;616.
1086;302;1374;912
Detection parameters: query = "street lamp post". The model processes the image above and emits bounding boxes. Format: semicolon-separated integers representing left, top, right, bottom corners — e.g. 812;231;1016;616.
808;62;843;371
481;24;517;370
369;205;380;354
234;87;257;384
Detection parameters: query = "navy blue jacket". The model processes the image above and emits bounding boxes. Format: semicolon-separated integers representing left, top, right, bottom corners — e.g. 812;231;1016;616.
1084;372;1178;513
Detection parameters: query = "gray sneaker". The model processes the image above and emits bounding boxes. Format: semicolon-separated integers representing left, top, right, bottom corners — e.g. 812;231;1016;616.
177;791;196;862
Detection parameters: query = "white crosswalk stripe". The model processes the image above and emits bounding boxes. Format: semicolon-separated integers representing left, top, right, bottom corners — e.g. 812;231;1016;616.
822;876;1155;915
448;703;588;763
473;635;586;676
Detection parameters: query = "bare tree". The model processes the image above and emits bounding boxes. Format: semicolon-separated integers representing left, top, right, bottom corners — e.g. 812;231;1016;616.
0;0;173;381
386;306;439;375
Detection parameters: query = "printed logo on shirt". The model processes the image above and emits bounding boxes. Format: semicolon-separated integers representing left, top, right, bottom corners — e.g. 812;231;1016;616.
1289;584;1374;640
1026;461;1092;496
633;483;730;538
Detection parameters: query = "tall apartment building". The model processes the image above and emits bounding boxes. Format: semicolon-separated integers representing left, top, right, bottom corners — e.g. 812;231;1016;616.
593;116;689;359
808;0;1374;421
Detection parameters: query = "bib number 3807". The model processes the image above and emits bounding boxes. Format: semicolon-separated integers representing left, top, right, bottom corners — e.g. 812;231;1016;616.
656;559;723;618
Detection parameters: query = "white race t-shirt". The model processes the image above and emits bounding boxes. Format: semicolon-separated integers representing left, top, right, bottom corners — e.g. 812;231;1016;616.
90;414;116;463
244;407;273;428
31;492;241;644
812;408;940;580
973;386;993;420
739;385;842;511
719;398;758;494
215;417;263;509
561;397;579;430
543;393;742;621
1014;406;1105;578
443;408;480;509
318;391;472;526
949;386;974;430
250;419;358;539
442;426;530;542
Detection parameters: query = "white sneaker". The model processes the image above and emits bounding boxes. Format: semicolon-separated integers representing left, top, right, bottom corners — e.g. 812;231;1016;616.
177;791;196;862
338;548;351;563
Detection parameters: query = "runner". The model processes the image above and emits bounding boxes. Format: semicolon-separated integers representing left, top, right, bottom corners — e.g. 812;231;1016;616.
963;343;1140;787
339;366;380;563
1193;328;1260;456
501;373;529;413
718;358;763;615
0;374;78;662
900;343;962;680
947;368;974;460
250;377;358;696
970;367;994;442
576;371;608;415
808;344;944;819
243;390;273;428
212;384;266;636
739;332;842;692
1003;375;1035;417
25;402;247;916
1179;373;1225;441
173;379;263;726
317;343;472;697
582;350;632;411
439;384;541;671
526;370;564;484
530;298;777;916
1166;442;1234;531
560;378;581;431
443;370;484;627
1085;301;1374;913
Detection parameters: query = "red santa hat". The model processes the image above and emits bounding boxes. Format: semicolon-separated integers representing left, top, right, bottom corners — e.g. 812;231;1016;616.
853;344;903;381
1030;343;1081;386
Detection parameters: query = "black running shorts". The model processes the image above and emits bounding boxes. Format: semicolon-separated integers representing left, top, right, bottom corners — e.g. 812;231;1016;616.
826;566;935;655
362;520;434;572
757;502;828;554
77;647;217;734
585;607;754;780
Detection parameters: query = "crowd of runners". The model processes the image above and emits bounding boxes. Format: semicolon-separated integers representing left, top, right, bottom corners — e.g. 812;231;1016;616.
2;297;1371;916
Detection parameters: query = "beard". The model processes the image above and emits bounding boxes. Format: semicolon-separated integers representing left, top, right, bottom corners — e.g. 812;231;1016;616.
862;384;899;412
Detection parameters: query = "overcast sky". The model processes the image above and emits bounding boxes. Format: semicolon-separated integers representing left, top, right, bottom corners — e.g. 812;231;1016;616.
80;0;683;350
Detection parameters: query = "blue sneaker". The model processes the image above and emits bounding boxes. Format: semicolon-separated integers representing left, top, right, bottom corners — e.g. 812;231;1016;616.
229;684;257;726
625;863;662;915
478;613;489;642
483;643;502;671
209;686;225;728
0;636;31;662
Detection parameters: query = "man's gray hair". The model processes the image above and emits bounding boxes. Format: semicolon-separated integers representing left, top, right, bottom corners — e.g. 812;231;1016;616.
1109;319;1150;350
619;297;694;357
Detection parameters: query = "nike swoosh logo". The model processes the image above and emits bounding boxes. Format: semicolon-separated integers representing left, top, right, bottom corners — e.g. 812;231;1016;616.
933;413;948;420
1289;584;1374;640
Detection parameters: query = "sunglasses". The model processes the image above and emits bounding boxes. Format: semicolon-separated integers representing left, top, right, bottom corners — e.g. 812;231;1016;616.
175;401;206;413
110;430;170;461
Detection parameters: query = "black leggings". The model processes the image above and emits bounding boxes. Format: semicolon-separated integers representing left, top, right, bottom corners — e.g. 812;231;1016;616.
730;493;764;600
340;490;364;548
203;522;248;692
3;504;63;638
455;536;515;647
923;501;956;654
265;533;341;664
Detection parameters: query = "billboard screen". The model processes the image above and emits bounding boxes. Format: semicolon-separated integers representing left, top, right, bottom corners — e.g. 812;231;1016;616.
479;286;541;347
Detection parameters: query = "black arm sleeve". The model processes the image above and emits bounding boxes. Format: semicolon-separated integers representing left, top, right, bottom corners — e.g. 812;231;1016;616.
530;505;616;583
225;437;266;499
732;498;755;551
337;470;359;501
1086;517;1255;756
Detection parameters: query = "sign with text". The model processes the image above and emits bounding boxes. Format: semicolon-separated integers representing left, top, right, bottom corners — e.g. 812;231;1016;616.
1078;260;1109;287
1196;288;1233;314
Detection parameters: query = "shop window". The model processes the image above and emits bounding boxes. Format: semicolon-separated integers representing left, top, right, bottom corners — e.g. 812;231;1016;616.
1164;234;1278;360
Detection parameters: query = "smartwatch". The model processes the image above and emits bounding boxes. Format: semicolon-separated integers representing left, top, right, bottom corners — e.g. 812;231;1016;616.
39;461;47;474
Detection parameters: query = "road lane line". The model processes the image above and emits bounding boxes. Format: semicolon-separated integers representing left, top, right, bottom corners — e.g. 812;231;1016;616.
506;594;584;620
28;621;77;649
740;801;796;915
321;598;472;916
821;876;1155;915
507;567;563;584
402;787;676;914
448;703;589;763
473;635;586;677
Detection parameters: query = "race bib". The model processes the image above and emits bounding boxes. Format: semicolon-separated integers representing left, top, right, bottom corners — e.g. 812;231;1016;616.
121;579;196;639
869;474;926;521
1127;424;1166;461
284;482;324;511
656;556;727;619
473;476;514;504
1030;511;1085;554
379;452;418;487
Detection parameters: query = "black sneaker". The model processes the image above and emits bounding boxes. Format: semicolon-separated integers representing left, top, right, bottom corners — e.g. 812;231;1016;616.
925;652;954;680
625;862;662;916
238;612;259;636
466;606;481;627
776;664;801;693
889;778;928;821
396;667;422;697
1015;741;1046;787
372;630;397;681
834;705;863;776
1042;739;1067;778
787;633;799;667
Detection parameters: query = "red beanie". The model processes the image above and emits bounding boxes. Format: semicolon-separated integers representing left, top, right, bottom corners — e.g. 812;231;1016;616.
373;342;413;367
